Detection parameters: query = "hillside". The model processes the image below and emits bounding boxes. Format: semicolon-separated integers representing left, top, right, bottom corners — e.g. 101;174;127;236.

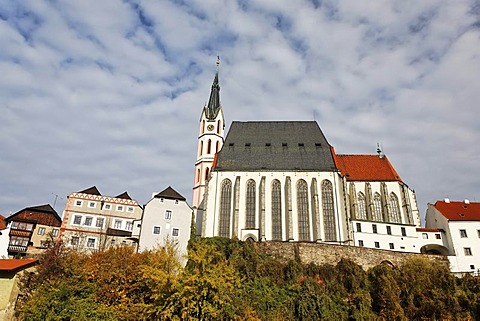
16;238;480;320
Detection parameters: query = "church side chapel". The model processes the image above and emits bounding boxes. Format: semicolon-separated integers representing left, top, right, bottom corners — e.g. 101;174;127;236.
193;62;420;250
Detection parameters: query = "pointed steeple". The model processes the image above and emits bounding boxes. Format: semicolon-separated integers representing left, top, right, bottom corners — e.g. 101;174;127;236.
205;57;221;120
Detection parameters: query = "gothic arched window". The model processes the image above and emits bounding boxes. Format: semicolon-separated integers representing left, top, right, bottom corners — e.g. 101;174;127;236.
207;139;212;154
196;169;200;183
246;179;256;228
322;180;336;241
216;141;220;153
219;179;232;237
390;192;401;223
199;141;203;156
357;192;367;220
373;193;383;221
297;179;310;241
205;167;210;180
271;179;282;240
217;120;221;134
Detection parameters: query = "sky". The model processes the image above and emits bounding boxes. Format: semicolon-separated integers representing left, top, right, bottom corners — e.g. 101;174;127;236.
1;0;479;221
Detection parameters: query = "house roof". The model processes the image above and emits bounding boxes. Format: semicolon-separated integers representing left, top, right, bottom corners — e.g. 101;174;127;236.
333;154;402;182
78;186;101;195
416;227;444;233
115;192;132;200
154;186;186;201
0;215;6;230
433;200;480;221
214;121;337;172
0;259;38;272
5;204;62;227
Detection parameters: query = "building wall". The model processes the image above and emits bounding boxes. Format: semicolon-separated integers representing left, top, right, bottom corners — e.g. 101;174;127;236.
138;197;192;262
254;241;449;270
203;170;349;243
0;225;10;259
0;265;36;321
60;192;142;251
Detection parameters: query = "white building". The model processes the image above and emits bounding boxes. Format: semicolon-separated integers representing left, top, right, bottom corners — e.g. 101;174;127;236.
60;186;142;251
0;215;9;258
194;66;422;248
136;186;193;261
426;200;480;275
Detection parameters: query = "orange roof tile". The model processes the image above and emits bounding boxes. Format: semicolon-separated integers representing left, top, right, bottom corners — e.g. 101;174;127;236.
0;259;38;272
433;201;480;221
0;215;6;230
333;154;402;182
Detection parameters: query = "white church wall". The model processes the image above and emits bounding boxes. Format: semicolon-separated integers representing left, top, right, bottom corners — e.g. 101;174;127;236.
203;170;348;243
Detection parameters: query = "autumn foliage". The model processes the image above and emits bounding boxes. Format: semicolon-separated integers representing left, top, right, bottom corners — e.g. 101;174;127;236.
16;238;480;320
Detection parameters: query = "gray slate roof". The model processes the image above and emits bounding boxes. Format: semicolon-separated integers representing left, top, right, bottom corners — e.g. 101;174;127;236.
214;121;337;172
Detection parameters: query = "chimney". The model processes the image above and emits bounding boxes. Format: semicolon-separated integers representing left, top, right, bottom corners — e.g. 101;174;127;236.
465;199;470;204
444;198;450;203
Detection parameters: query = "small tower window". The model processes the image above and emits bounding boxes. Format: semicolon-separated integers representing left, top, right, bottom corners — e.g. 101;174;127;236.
207;139;212;154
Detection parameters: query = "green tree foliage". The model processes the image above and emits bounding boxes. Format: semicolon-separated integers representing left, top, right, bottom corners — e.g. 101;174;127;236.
16;239;480;321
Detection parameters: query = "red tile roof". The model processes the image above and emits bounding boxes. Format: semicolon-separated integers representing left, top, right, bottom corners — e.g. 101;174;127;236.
0;259;38;272
333;154;402;182
433;201;480;221
0;215;6;230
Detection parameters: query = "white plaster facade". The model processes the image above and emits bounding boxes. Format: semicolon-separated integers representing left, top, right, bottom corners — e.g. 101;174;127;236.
60;187;142;252
203;170;349;243
137;187;193;262
426;200;480;275
0;221;10;259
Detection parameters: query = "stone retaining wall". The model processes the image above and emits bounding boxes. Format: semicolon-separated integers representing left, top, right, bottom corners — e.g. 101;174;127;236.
255;241;449;269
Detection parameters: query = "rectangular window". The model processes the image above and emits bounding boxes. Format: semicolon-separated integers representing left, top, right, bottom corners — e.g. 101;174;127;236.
356;223;362;232
460;229;468;238
175;200;179;205
358;240;364;247
126;221;133;231
75;200;83;207
18;222;26;230
11;222;18;229
116;205;124;212
436;234;441;239
386;226;392;235
103;204;111;210
96;218;104;228
52;229;59;237
389;243;394;249
372;224;378;234
165;210;172;220
26;224;33;231
71;236;79;246
86;238;96;248
153;226;161;235
114;220;122;229
422;233;428;239
464;247;473;256
88;201;96;208
84;217;93;226
172;228;179;237
38;227;46;235
127;206;134;213
73;215;82;225
374;241;380;248
470;265;475;270
401;227;406;236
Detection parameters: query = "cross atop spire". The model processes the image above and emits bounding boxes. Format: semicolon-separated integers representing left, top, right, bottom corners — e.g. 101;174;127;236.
205;57;221;120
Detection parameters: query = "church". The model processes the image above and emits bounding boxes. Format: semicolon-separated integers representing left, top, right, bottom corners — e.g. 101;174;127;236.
193;63;422;251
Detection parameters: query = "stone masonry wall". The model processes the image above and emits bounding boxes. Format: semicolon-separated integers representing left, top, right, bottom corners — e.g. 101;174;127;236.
255;241;449;270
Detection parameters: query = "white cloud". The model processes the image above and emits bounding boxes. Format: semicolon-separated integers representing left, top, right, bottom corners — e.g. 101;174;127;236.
0;0;479;218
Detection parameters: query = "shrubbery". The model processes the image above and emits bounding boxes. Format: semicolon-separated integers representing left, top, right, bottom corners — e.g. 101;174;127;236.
16;238;480;320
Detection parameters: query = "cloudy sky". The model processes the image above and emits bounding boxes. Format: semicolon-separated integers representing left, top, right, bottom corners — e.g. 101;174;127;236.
1;0;479;220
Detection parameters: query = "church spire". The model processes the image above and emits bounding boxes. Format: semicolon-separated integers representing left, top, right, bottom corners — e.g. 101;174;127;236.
205;56;221;120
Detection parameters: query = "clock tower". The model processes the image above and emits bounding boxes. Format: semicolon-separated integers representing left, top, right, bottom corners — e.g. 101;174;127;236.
192;59;225;209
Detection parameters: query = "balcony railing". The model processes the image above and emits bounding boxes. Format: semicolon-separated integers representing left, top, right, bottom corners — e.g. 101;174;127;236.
8;244;28;253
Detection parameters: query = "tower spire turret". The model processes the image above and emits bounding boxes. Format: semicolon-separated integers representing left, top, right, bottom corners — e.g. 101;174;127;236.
192;57;225;209
205;56;221;120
